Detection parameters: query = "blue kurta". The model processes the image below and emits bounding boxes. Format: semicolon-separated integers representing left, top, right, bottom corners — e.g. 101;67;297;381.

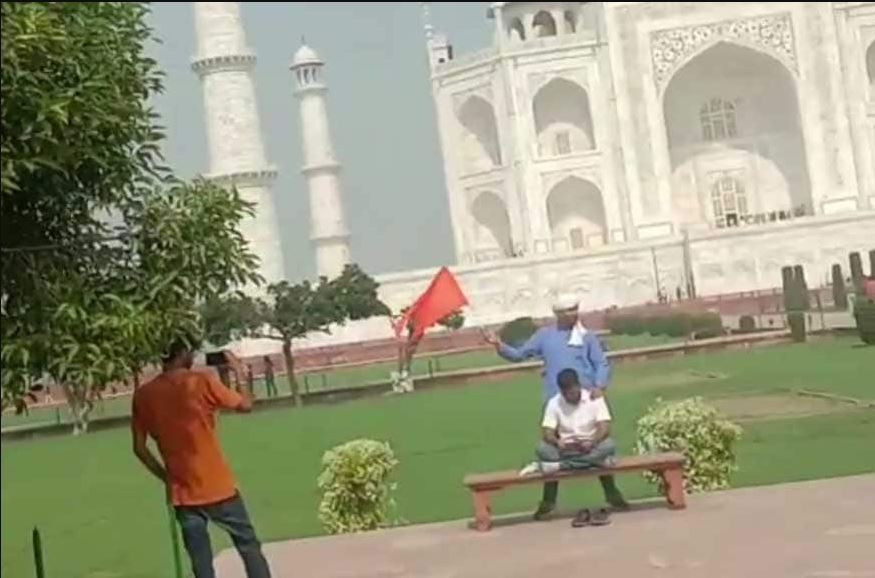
498;325;610;402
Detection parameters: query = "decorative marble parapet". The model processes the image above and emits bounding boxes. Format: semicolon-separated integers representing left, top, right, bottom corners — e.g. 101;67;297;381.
650;13;797;92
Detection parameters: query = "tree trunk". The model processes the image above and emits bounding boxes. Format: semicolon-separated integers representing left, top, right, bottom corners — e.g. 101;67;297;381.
282;338;301;407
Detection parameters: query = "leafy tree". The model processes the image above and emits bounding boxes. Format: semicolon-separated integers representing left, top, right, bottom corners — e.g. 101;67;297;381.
201;265;390;406
1;3;259;430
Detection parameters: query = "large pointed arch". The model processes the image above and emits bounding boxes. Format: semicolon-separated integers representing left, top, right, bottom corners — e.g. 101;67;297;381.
533;78;595;157
867;40;875;88
546;177;607;250
532;11;557;38
471;191;513;258
662;41;812;226
457;95;502;172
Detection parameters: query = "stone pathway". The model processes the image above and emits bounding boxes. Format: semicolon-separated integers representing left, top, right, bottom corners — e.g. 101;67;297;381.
216;474;875;578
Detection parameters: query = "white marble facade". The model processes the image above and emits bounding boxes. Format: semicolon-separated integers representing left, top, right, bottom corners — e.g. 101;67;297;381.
305;2;875;347
190;2;875;350
426;2;875;264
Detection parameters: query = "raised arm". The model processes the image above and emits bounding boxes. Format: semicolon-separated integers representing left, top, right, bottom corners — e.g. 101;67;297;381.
204;356;252;413
483;328;544;362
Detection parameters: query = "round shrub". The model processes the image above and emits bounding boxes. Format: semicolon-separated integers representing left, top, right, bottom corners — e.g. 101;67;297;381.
689;312;722;334
498;317;537;346
636;397;742;493
317;439;398;534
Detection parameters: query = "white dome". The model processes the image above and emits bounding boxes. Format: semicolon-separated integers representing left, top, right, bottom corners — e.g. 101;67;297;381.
293;44;321;66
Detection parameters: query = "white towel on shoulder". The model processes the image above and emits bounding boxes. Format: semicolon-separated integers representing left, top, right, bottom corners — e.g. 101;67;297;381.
568;321;588;347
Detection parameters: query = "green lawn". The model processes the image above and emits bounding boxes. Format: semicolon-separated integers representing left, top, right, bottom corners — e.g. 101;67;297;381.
1;333;678;431
1;337;873;578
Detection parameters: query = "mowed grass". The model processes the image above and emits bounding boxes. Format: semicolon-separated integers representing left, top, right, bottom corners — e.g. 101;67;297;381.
1;332;677;430
1;337;873;578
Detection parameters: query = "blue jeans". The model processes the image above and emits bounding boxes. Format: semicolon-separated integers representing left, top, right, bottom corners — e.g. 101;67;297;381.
175;493;271;578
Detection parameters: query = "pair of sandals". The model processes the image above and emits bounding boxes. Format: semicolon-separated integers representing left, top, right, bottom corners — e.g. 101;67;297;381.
571;507;611;528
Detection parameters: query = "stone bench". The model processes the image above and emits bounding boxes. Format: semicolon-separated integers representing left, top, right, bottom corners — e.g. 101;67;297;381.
462;452;686;531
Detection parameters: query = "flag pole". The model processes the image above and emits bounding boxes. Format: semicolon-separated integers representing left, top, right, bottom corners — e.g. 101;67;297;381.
166;500;184;578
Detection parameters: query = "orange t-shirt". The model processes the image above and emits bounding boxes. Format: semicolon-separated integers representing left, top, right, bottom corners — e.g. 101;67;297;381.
132;368;242;506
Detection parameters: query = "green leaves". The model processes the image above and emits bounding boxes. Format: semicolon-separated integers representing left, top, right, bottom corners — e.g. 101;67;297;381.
0;3;260;421
317;439;399;534
636;397;743;493
203;264;389;346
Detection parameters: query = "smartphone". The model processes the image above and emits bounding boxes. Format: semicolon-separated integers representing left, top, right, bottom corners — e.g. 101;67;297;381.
205;351;227;367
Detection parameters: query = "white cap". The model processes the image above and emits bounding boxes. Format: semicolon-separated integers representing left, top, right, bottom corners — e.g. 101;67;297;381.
552;293;580;312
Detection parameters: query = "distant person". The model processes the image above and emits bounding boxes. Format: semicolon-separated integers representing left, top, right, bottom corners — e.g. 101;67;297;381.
482;294;626;519
132;340;271;578
246;364;255;396
263;356;277;398
520;369;617;527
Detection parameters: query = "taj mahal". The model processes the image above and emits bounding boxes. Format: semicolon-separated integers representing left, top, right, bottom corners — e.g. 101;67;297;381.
192;2;875;347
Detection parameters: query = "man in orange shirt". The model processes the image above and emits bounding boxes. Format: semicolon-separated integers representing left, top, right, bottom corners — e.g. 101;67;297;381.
132;341;271;578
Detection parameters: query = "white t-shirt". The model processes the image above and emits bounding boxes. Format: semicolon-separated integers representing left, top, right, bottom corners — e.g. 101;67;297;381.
542;390;611;442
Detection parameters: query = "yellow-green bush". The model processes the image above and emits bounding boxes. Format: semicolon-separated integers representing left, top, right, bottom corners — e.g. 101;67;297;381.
317;439;398;534
636;397;742;493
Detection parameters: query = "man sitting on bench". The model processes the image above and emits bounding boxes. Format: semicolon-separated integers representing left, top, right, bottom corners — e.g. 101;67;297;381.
520;368;618;526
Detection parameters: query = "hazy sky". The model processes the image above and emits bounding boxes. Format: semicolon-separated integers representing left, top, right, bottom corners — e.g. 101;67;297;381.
148;2;492;280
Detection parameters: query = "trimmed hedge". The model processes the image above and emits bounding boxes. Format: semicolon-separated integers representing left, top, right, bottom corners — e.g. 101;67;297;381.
499;317;537;347
831;264;848;310
853;297;875;345
607;311;722;339
850;251;864;295
787;311;806;343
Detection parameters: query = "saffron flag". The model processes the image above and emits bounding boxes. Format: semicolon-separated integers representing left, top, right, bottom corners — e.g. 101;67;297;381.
393;267;468;339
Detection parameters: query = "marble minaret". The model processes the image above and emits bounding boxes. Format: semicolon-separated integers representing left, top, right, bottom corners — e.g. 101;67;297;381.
192;2;285;283
290;42;351;279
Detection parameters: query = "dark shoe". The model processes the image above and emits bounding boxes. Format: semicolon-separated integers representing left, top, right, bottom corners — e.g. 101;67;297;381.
571;508;591;528
590;507;611;526
533;501;556;521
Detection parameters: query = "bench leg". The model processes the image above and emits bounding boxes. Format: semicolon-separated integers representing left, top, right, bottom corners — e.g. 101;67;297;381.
471;490;492;532
662;468;686;510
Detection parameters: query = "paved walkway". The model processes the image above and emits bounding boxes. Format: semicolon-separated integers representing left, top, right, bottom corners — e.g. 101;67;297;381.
216;474;875;578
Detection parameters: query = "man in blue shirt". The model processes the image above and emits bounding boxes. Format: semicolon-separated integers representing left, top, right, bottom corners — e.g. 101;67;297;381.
483;295;627;519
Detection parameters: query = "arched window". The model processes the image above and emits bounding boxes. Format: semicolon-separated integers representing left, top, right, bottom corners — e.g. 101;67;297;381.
711;176;749;228
532;11;557;38
509;18;525;42
700;99;737;141
564;11;577;34
867;41;875;88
